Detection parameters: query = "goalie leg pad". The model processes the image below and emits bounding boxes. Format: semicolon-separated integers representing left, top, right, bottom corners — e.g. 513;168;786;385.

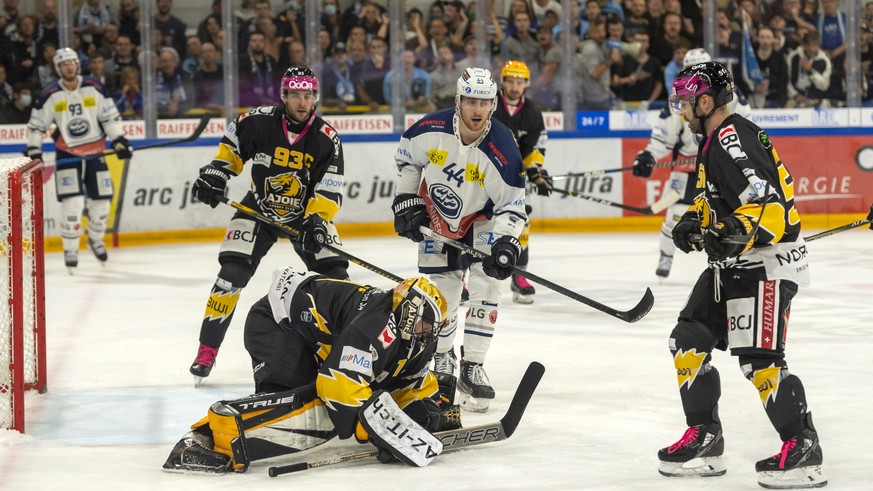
360;390;443;467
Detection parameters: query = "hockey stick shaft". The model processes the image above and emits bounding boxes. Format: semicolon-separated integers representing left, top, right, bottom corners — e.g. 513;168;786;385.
219;197;404;283
52;115;211;165
421;227;653;323
550;157;696;180
804;205;873;242
268;361;545;477
550;187;653;215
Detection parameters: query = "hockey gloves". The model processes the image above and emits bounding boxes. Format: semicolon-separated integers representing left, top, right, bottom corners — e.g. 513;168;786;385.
402;398;463;433
632;150;656;178
111;136;134;160
704;214;755;261
482;235;521;280
23;146;42;163
526;166;553;196
392;194;429;243
297;214;329;254
357;391;443;467
192;166;231;208
672;211;704;254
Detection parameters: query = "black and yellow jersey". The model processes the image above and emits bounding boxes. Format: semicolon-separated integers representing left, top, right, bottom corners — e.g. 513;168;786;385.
208;106;344;224
493;92;547;170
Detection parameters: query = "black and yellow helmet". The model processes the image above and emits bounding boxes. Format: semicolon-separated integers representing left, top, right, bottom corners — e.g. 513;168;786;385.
392;277;447;348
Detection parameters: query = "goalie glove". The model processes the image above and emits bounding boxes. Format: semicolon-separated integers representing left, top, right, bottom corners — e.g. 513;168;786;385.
192;166;231;208
392;194;430;243
632;150;656;177
297;214;329;254
111;136;134;159
357;390;443;467
526;166;553;196
704;214;755;260
482;235;521;280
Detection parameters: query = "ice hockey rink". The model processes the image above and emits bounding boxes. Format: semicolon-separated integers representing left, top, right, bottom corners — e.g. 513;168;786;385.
1;229;870;490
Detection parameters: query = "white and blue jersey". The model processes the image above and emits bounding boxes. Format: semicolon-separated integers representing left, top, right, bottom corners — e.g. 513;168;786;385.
395;108;527;242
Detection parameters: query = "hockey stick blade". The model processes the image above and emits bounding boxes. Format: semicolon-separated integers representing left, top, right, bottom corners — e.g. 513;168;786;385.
268;361;545;477
53;115;211;166
420;227;654;323
551;188;653;215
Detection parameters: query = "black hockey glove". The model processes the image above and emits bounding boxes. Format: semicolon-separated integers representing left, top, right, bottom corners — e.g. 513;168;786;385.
482;235;521;280
526;166;553;196
192;166;231;208
23;146;42;163
297;214;329;254
632;150;656;178
392;194;429;243
110;136;134;160
704;214;755;261
672;211;704;254
402;398;442;433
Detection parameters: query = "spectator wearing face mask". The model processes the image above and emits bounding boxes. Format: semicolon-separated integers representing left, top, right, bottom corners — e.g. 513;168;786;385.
0;83;33;124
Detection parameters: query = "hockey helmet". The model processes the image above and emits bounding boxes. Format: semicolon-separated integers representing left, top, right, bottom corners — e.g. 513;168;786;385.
53;47;80;73
501;60;531;81
682;48;712;68
392;277;447;353
670;61;734;114
455;67;498;117
281;66;320;103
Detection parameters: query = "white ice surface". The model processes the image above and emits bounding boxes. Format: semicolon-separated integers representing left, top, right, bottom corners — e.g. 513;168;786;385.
1;231;870;490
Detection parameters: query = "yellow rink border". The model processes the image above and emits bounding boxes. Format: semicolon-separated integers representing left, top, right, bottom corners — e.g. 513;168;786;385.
43;212;868;253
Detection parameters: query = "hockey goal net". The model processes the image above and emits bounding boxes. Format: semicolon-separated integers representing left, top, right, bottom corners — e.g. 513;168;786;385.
0;157;46;432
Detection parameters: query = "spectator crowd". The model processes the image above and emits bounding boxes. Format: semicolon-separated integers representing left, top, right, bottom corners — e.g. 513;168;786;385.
1;0;872;124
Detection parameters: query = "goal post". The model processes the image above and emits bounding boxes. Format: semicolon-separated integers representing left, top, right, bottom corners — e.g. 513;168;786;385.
0;157;47;433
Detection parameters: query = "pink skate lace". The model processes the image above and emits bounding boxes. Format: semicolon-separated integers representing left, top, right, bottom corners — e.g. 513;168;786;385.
513;274;533;290
773;438;797;469
194;344;218;367
668;426;700;454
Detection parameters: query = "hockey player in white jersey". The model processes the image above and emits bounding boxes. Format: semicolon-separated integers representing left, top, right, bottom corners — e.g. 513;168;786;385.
24;48;132;272
392;67;527;412
632;48;751;279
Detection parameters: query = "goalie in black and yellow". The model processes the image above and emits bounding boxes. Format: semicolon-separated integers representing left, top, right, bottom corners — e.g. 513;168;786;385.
163;268;461;473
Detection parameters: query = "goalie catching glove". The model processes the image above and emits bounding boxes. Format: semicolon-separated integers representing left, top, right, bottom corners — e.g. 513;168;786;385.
704;214;755;260
356;391;444;467
192;166;231;208
526;166;553;196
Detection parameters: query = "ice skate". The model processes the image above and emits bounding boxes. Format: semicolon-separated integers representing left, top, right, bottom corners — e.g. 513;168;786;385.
88;238;108;265
756;415;827;489
190;343;218;387
656;252;673;281
458;360;494;413
510;273;535;304
432;347;457;376
658;422;726;477
162;431;231;474
64;250;78;275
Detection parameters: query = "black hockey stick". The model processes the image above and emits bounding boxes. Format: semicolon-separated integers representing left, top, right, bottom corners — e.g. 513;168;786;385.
421;227;653;323
219;197;404;283
550;187;653;215
804;204;873;242
267;361;545;477
52;115;211;165
550;157;696;181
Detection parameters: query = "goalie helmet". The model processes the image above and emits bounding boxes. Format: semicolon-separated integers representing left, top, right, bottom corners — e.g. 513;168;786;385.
392;277;447;356
682;48;712;68
53;47;80;74
670;61;734;113
281;66;320;103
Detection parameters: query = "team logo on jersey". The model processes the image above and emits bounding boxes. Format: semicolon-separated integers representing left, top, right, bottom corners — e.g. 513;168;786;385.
429;183;462;219
377;325;396;349
465;164;486;188
67;118;90;137
264;172;307;216
427;149;448;167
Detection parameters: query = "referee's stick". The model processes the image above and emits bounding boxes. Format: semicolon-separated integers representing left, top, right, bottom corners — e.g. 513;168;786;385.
550;187;653;215
219;197;403;283
52;115;211;165
550;157;696;181
419;227;654;323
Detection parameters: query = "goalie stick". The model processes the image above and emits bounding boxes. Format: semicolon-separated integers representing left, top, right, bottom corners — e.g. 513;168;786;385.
550;157;696;180
52;115;211;166
421;227;653;323
219;197;404;283
550;187;653;215
267;361;545;477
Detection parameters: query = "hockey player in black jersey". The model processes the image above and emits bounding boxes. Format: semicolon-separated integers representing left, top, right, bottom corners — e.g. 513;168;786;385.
189;66;349;384
493;60;552;304
658;61;826;489
163;268;460;473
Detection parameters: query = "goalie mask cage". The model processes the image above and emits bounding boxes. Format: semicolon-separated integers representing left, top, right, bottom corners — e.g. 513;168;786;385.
0;157;47;433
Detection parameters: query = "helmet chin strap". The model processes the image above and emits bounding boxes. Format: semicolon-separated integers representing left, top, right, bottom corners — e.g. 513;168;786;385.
692;96;718;133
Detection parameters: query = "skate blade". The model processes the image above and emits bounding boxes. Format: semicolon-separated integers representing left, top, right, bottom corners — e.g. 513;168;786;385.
193;375;206;388
757;466;827;489
457;392;490;413
658;456;726;477
512;292;534;304
66;267;76;275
